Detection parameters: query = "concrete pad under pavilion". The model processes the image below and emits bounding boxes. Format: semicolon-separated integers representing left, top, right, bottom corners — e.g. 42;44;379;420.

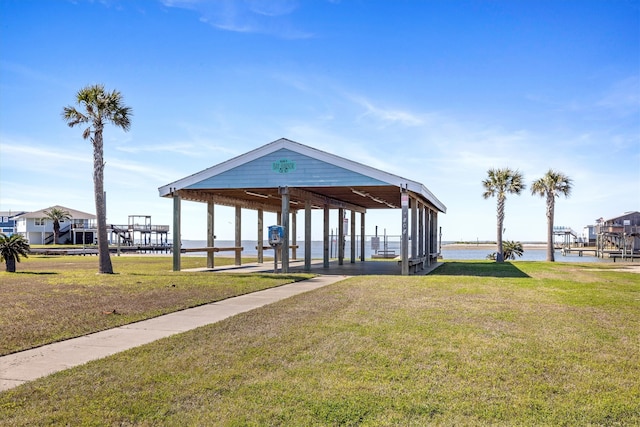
183;259;445;276
158;138;446;275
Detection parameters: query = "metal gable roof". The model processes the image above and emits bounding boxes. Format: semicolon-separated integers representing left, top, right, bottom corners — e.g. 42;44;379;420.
158;138;446;213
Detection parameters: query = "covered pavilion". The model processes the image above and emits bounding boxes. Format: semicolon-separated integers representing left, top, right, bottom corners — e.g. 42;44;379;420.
158;138;446;275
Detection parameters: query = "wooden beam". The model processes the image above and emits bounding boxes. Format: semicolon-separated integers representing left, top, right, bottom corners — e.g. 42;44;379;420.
174;189;280;212
350;210;356;263
401;187;409;275
280;187;290;273
292;209;297;260
288;187;366;213
305;200;311;271
411;196;417;259
360;212;365;262
338;208;344;265
257;209;264;264
207;199;215;269
418;202;424;258
427;208;432;266
323;205;330;268
175;187;369;214
235;205;241;266
172;194;181;272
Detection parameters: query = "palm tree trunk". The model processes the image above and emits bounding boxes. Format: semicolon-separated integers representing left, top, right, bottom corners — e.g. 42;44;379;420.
93;126;114;274
496;195;505;263
54;221;60;245
546;194;555;262
6;256;16;272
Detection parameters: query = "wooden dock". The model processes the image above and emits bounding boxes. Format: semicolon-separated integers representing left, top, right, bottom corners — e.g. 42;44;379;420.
561;247;638;261
561;248;598;257
30;245;172;256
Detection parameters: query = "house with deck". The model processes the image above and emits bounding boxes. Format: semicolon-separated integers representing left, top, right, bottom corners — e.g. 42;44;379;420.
14;206;97;244
596;211;640;256
0;211;27;236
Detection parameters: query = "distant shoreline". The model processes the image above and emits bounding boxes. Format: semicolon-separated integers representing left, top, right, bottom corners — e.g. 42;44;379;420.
442;243;547;250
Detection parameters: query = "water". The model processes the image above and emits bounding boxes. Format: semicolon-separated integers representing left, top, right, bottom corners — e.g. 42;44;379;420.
180;240;611;263
440;248;610;263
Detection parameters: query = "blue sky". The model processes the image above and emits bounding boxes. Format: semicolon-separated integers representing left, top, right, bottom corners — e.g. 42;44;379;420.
1;0;638;242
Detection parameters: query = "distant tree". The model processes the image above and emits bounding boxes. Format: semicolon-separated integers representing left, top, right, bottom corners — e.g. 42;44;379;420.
0;233;30;273
482;168;525;263
63;84;132;274
531;169;573;262
43;207;72;245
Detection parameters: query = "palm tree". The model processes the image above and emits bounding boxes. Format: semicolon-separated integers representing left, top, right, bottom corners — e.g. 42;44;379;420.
0;233;30;272
43;207;72;244
486;241;524;261
63;84;132;274
531;169;573;262
482;168;525;262
503;240;524;260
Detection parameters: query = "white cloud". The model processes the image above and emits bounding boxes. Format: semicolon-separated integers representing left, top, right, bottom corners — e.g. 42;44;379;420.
349;95;426;127
597;76;640;116
0;140;89;164
159;0;313;38
114;142;198;156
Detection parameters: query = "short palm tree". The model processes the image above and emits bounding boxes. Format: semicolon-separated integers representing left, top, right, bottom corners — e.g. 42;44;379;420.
43;207;72;244
63;84;132;274
531;169;573;261
0;233;30;272
503;240;524;260
482;168;525;262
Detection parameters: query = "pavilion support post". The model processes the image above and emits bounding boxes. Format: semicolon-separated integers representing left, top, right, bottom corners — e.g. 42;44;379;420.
279;187;290;273
431;210;440;262
235;205;241;266
425;206;430;259
338;208;345;265
291;210;297;260
207;200;215;269
433;211;442;261
426;208;432;266
411;196;417;259
350;210;356;263
360;212;365;262
323;205;330;268
275;212;281;267
172;193;181;272
401;187;409;275
418;203;424;258
257;209;264;263
304;200;312;271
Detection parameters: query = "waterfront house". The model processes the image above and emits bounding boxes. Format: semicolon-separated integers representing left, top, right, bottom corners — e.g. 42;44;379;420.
14;206;97;244
0;211;27;236
596;211;640;252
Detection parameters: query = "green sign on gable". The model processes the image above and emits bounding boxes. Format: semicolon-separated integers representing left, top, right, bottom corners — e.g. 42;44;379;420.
272;159;296;173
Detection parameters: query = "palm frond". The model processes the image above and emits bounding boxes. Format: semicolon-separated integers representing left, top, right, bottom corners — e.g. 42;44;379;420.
62;107;88;127
482;168;526;198
531;169;573;198
0;233;30;262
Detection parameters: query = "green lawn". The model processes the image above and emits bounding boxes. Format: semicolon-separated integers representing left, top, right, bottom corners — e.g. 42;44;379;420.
1;260;639;426
0;255;310;355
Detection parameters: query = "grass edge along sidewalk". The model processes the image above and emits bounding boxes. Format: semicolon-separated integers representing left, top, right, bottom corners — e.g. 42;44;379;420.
0;275;345;392
1;261;639;426
0;255;314;356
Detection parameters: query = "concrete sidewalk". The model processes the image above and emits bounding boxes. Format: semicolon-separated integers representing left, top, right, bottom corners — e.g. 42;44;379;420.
0;275;346;392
